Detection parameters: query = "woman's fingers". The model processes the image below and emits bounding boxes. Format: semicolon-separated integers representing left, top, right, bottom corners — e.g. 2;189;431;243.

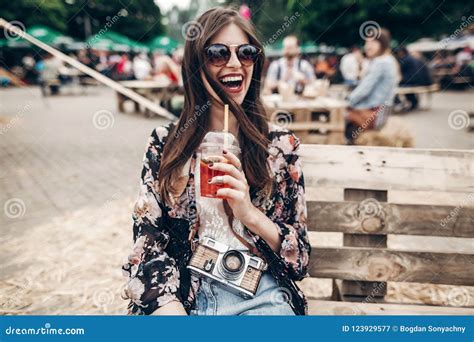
222;149;242;170
209;174;246;191
215;187;245;201
209;162;246;183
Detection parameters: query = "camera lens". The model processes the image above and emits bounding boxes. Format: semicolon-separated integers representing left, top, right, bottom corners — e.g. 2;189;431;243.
222;250;244;274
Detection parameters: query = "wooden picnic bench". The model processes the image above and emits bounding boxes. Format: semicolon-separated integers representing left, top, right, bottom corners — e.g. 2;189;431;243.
395;83;440;111
300;144;474;315
263;94;347;145
117;80;183;117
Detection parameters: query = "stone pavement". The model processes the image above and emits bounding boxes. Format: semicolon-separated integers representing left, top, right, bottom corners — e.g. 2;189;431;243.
1;86;169;235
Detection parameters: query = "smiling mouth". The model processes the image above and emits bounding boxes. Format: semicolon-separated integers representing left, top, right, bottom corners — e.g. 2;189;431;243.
219;74;244;91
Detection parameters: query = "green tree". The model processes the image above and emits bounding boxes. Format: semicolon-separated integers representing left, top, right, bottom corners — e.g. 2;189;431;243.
0;0;68;32
288;0;473;47
65;0;164;42
0;0;164;42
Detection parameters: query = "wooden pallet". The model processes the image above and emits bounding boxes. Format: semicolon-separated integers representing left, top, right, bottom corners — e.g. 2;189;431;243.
301;144;474;315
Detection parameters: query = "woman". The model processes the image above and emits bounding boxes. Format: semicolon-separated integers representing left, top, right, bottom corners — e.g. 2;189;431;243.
121;7;311;316
345;29;399;144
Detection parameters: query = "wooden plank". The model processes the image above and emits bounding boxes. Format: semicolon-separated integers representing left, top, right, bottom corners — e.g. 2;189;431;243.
308;299;474;315
307;201;474;237
334;279;387;299
289;122;344;132
388;190;474;206
396;84;440;95
340;189;388;298
308;246;474;286
300;145;474;193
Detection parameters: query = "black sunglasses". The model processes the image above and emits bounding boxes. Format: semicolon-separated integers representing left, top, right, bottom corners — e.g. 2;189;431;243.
204;43;261;67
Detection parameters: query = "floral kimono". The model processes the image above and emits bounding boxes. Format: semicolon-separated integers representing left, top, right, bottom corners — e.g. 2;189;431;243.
122;122;311;315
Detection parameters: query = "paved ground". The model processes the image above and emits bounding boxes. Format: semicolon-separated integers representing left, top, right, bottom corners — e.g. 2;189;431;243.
397;89;473;149
0;86;472;314
0;86;169;234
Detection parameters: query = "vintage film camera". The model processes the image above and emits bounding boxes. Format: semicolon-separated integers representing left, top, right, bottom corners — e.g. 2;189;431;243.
187;237;267;298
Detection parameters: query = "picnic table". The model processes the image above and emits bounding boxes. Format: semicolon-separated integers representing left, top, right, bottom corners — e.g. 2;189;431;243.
262;94;348;145
117;80;183;117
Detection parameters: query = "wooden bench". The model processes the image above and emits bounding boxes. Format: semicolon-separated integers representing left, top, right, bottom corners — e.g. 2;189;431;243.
263;95;347;145
117;81;183;117
300;144;474;315
395;83;440;111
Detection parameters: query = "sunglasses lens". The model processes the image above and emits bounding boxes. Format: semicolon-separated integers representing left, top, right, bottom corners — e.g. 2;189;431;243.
205;45;230;66
238;45;259;65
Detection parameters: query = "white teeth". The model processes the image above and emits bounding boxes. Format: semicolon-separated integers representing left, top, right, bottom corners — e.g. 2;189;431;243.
220;75;243;83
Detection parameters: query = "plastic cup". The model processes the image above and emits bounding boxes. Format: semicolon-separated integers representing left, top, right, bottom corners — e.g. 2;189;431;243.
199;131;240;199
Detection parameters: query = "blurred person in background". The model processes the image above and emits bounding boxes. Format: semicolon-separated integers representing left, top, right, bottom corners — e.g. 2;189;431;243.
264;34;315;94
77;49;92;68
38;53;63;96
345;28;399;144
153;54;181;85
454;47;474;86
315;54;337;80
132;53;152;80
395;46;433;111
94;50;111;75
22;53;38;84
116;53;133;80
340;46;364;88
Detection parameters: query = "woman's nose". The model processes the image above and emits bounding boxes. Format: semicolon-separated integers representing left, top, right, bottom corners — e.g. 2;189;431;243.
226;50;242;68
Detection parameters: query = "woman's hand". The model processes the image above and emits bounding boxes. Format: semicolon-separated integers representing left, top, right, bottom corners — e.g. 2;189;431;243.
209;148;282;253
208;149;258;227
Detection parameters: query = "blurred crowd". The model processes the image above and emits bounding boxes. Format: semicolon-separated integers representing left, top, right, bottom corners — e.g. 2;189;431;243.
261;31;473;144
6;48;185;92
1;29;472;143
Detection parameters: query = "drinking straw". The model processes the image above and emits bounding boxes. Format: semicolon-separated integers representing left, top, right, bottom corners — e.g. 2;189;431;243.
223;104;229;148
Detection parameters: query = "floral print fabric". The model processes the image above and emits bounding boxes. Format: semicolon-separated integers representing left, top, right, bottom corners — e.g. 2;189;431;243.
121;123;311;315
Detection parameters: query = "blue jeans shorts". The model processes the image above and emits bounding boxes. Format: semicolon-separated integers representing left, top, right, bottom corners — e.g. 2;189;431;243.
189;272;295;316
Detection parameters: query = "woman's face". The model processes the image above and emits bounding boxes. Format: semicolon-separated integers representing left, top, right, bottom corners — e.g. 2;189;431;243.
364;39;382;58
203;23;254;105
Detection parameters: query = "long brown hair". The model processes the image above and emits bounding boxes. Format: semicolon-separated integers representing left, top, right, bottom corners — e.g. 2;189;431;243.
158;7;272;206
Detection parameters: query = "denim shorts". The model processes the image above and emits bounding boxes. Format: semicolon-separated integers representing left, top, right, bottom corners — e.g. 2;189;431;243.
189;272;295;316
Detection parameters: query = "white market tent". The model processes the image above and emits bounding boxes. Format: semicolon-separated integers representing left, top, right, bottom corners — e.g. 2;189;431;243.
407;35;474;52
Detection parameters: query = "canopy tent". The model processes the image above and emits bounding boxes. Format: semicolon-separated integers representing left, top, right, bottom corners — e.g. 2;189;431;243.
6;25;75;48
407;35;474;52
86;31;149;52
264;41;347;57
148;35;179;53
